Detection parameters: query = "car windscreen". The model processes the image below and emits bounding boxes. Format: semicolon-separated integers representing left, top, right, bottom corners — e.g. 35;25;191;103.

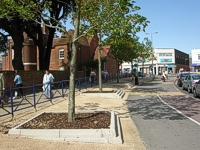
180;74;189;77
192;75;200;80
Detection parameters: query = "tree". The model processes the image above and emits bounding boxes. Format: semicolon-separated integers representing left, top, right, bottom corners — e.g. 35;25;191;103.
104;34;140;82
0;31;8;54
67;0;148;121
79;0;146;92
135;38;152;78
0;0;38;70
0;0;75;70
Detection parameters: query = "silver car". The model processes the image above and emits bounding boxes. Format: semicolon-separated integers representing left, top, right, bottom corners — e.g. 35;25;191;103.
193;80;200;98
182;74;200;93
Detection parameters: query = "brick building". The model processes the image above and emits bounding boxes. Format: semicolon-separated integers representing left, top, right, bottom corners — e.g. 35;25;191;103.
1;28;117;77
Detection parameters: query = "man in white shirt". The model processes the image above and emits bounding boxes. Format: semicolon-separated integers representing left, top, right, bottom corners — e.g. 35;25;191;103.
43;70;54;98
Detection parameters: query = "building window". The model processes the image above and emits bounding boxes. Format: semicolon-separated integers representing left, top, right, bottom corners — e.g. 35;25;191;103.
159;53;172;56
159;53;164;56
59;49;64;59
165;53;172;56
198;54;200;60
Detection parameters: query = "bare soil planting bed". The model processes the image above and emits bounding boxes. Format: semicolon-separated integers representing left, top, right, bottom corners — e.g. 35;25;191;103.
20;112;111;129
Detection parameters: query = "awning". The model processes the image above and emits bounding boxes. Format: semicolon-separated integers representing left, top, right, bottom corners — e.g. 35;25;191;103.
190;63;200;67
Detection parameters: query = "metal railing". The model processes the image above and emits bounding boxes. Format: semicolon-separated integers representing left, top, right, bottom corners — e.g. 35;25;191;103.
0;75;118;117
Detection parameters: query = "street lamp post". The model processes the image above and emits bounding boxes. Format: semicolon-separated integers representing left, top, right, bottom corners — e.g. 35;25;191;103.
185;58;188;69
146;32;158;77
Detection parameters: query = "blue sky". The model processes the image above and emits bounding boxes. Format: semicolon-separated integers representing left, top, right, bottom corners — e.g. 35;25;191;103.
135;0;200;55
64;0;200;55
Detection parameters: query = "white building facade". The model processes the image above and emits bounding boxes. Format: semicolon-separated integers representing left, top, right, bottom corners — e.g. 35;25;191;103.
191;49;200;72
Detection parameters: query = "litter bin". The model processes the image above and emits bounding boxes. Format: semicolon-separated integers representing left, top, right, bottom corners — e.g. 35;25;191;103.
135;76;139;85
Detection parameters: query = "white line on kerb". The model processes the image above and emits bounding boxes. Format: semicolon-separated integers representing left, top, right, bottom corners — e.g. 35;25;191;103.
157;94;200;126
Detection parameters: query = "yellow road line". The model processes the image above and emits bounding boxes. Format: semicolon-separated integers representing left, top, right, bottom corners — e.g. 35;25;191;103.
130;91;184;95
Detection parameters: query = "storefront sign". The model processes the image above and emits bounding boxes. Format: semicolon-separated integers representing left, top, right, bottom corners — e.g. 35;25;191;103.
160;58;172;62
135;59;146;63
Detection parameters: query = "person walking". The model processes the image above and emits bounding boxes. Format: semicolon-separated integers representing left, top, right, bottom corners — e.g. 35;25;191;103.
43;70;54;98
162;71;166;82
14;71;23;98
0;73;5;106
104;70;109;82
90;69;96;85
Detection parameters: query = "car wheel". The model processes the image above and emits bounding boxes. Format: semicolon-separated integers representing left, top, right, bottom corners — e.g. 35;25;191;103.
188;86;191;93
193;88;198;98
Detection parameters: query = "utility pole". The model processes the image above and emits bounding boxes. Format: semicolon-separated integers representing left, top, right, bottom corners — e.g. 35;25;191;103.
146;32;158;77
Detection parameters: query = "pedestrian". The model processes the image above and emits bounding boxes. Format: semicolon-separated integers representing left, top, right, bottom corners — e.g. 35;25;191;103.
43;70;54;98
14;71;23;98
149;70;152;77
0;72;5;106
133;69;139;85
90;69;96;85
162;71;166;82
104;70;109;82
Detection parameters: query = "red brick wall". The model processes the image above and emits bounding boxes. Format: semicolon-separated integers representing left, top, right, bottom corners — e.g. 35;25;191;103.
49;45;69;70
105;54;117;76
2;55;7;70
23;45;37;70
77;45;90;70
89;33;99;59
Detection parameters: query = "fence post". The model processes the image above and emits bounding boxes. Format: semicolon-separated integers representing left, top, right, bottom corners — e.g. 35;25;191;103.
62;80;64;97
9;86;14;117
50;83;52;102
84;77;87;90
79;78;82;91
33;83;36;110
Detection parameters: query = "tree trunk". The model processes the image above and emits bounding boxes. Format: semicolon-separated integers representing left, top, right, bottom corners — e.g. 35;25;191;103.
38;42;45;70
68;0;80;122
44;28;56;70
142;59;144;78
11;18;24;70
12;38;24;70
24;23;46;70
98;33;102;92
116;62;119;83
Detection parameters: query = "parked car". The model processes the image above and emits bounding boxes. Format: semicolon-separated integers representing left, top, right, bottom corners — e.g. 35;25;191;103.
193;80;200;98
137;71;146;77
177;72;190;87
182;74;200;93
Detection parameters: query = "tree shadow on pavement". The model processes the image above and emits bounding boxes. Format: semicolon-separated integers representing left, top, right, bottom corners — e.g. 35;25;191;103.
125;95;186;120
132;87;169;93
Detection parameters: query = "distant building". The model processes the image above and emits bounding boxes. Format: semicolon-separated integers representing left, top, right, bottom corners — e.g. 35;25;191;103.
191;49;200;72
121;48;189;75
